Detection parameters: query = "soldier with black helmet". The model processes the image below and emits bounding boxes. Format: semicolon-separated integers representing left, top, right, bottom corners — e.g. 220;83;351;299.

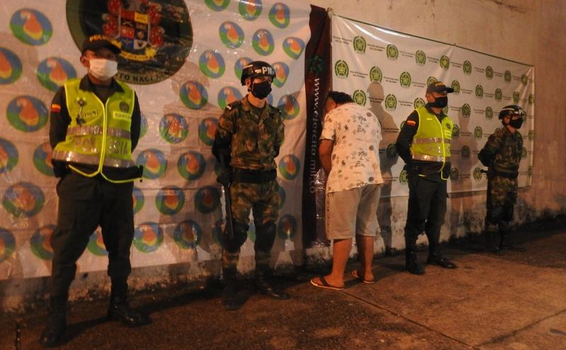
212;61;289;310
478;105;526;253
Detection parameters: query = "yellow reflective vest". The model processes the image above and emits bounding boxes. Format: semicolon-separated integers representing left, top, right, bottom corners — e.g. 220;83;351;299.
52;78;138;183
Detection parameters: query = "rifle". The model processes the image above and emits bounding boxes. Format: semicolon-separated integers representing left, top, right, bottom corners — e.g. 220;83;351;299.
219;156;234;241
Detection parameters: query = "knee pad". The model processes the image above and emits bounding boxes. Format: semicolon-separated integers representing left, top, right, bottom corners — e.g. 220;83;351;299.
254;221;277;253
222;221;249;253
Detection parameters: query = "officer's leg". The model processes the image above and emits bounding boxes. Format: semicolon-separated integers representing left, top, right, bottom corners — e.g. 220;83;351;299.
404;175;430;275
100;181;150;326
500;202;525;251
40;196;101;347
426;181;456;268
221;182;252;310
485;178;502;253
252;180;289;299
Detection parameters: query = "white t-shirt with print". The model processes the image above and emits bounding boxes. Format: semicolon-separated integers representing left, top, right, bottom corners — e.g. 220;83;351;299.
320;102;383;193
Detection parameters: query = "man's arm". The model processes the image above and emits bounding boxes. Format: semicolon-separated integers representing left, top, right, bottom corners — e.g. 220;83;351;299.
478;133;502;167
130;92;141;151
274;109;284;157
49;86;72;177
318;139;333;174
395;110;419;165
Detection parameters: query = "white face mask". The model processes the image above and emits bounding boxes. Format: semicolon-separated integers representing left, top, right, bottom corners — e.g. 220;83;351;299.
88;58;118;81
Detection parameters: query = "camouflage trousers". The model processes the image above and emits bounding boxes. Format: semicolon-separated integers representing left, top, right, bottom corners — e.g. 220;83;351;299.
222;179;280;270
485;176;518;233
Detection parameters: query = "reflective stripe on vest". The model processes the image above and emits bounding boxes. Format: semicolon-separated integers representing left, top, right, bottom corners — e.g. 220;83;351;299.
52;78;137;176
411;107;453;165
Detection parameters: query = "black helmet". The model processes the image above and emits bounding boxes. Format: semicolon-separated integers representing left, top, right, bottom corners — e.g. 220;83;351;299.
498;105;525;119
240;61;275;86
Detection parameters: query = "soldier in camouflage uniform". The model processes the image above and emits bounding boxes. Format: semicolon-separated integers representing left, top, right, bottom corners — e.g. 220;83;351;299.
212;61;289;310
478;105;526;253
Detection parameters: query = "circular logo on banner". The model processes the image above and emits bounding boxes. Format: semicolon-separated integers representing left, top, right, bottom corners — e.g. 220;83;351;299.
269;3;290;28
522;147;527;159
218;87;243;110
443;106;449;115
136;149;167;179
385;94;397;111
528;94;535;105
473;167;483;181
36;57;77;91
415;50;426;65
252;29;274;56
0;47;23;84
463;60;472;75
159;113;188;144
234;57;253;81
485;106;494;120
495;88;503;101
386;44;398;60
427;76;438;86
277;214;297;239
335;60;349;78
521;74;528;85
178;151;206;180
156;186;185;215
486;66;494;79
194;186;221;214
133;186;145;214
475;85;484;98
87;230;108;256
172;220;202;249
369;66;382;83
278;183;286;209
0;139;19;174
198;117;218;146
504;70;512;82
352;90;367;106
399;72;411;88
67;0;192;85
140;114;148;139
450;167;459;181
272;62;289;88
283;37;305;60
134;222;163;253
2;182;45;218
239;0;262;20
0;228;16;263
398;170;408;185
451;80;460;94
30;225;56;260
461;146;471;159
353;36;366;54
386;144;398;159
219;21;244;49
211;218;226;246
513;91;520;104
33;143;54;177
528;130;535;141
474;126;483;139
278;95;300;120
439;55;450;70
413;98;425;109
180;81;208;110
10;9;53;45
205;0;230;11
452;124;460;137
7;96;49;132
199;50;226;79
279;155;300;180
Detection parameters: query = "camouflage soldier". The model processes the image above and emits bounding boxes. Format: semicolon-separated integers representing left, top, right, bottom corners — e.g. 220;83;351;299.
212;61;288;310
478;105;526;253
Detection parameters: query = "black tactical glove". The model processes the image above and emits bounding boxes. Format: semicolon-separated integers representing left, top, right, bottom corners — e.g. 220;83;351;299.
52;161;69;178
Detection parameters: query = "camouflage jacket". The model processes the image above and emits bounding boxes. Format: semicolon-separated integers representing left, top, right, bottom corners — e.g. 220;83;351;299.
213;95;284;170
478;126;523;178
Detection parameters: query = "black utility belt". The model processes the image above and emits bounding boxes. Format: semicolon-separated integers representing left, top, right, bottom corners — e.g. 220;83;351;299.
492;170;518;179
233;168;277;183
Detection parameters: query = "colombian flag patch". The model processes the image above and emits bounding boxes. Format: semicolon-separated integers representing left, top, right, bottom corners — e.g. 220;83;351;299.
406;120;416;126
51;104;61;113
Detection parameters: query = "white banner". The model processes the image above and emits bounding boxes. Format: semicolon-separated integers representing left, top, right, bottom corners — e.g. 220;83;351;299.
331;15;535;197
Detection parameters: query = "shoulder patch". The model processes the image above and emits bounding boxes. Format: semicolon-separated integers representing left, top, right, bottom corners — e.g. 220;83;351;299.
51;104;61;113
406;120;416;126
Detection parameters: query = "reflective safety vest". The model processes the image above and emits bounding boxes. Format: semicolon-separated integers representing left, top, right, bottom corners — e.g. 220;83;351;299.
52;78;138;182
410;107;453;176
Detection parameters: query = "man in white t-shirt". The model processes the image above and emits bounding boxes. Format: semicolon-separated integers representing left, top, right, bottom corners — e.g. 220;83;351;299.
311;91;384;290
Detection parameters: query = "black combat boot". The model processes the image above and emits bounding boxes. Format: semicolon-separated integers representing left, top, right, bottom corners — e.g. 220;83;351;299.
405;249;425;275
500;231;526;252
107;283;150;327
427;253;457;269
486;231;502;253
222;267;245;310
255;266;290;300
39;298;67;348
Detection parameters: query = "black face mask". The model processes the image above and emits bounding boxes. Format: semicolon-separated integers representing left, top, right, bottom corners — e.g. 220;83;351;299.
430;96;448;108
251;80;272;99
508;118;524;129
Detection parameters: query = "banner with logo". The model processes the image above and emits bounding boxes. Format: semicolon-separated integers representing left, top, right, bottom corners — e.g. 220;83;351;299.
0;0;311;280
331;15;535;197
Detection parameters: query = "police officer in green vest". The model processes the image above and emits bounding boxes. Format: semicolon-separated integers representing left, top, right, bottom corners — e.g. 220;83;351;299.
396;81;458;275
39;35;149;347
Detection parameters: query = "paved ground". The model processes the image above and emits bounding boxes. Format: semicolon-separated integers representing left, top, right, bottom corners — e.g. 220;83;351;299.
2;222;566;350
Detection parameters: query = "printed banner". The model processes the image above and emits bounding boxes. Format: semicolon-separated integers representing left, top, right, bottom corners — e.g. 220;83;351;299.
0;0;311;279
331;15;535;197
